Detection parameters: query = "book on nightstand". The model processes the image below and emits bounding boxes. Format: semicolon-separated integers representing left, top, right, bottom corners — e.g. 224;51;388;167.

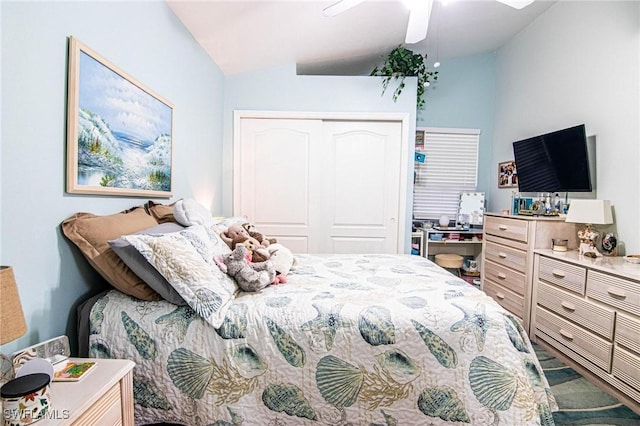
53;361;96;382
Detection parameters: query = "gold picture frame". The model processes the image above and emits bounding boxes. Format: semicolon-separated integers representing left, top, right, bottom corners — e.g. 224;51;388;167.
66;36;174;197
498;160;518;188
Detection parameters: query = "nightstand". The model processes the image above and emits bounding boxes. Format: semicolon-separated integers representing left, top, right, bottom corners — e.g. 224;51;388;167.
40;358;134;425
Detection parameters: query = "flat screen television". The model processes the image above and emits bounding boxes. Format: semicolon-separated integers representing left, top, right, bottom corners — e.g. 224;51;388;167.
512;124;593;193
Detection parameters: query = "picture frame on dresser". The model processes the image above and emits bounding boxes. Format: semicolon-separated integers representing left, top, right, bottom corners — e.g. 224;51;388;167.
498;160;518;188
66;36;174;198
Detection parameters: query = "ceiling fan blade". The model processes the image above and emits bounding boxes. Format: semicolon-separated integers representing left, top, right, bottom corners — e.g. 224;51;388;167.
496;0;535;10
405;0;433;44
323;0;368;17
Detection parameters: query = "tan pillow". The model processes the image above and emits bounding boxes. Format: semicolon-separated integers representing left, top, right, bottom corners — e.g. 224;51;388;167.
146;200;178;224
62;207;161;301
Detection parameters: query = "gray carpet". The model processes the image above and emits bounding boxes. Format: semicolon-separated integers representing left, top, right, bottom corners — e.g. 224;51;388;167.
533;342;640;425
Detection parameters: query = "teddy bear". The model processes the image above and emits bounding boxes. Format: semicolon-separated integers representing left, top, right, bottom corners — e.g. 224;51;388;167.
220;244;277;292
220;223;250;249
242;222;277;248
231;235;270;263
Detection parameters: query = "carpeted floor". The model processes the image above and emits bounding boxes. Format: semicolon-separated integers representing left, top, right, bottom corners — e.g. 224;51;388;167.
533;342;640;426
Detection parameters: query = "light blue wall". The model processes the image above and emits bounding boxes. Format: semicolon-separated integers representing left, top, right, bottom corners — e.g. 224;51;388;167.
223;64;418;250
418;53;496;196
0;0;224;354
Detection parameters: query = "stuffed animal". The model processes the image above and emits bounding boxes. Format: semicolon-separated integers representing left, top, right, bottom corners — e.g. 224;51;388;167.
268;243;298;277
231;235;270;263
221;245;276;292
242;223;277;248
220;223;250;249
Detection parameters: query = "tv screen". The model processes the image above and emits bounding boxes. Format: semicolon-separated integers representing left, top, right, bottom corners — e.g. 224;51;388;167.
512;124;592;193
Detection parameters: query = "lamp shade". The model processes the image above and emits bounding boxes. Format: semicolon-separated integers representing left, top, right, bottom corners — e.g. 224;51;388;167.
565;200;614;225
0;266;27;345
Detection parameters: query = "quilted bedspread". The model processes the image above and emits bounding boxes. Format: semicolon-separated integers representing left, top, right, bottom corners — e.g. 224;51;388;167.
88;254;557;425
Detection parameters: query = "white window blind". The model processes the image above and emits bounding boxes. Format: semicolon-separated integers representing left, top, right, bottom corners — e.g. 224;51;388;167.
413;128;480;221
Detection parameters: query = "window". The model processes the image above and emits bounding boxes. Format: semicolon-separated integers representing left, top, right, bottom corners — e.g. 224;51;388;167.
413;128;480;221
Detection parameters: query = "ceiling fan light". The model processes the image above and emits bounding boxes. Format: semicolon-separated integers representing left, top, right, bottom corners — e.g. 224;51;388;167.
322;0;367;17
401;0;421;11
405;0;434;44
496;0;535;10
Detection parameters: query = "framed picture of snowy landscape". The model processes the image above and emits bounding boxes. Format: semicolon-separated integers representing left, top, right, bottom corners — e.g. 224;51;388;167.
66;36;173;197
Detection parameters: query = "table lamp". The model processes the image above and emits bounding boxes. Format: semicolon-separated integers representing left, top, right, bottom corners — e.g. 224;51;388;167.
1;266;27;386
565;199;613;257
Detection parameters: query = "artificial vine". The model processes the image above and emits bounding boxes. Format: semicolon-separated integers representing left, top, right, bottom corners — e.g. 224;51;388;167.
370;45;438;109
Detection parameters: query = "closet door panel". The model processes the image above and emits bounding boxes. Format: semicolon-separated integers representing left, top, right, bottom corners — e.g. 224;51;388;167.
330;237;387;254
322;121;402;253
332;133;386;225
236;116;404;254
253;134;308;224
236;119;323;252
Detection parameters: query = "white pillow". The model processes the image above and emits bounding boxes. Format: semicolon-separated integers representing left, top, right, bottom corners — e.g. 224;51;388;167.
173;199;214;227
122;225;237;328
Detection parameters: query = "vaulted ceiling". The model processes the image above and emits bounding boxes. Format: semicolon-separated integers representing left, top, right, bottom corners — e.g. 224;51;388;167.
167;0;557;75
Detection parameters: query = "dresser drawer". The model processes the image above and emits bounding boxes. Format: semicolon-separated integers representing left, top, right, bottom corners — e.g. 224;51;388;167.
537;281;615;339
485;216;529;243
483;279;524;320
484;241;527;274
74;382;122;425
616;313;640;354
586;271;640;316
613;345;640;392
536;306;612;372
538;256;587;295
484;259;526;296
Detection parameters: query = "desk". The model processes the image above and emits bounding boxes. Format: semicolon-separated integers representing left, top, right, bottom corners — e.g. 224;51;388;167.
423;228;483;261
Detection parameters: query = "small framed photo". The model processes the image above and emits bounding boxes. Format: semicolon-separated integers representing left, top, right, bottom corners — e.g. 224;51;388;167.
512;196;533;215
415;130;425;149
498;160;518;188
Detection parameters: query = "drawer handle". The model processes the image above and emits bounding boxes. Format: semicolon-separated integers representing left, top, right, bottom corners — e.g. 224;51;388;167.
499;225;508;231
607;287;627;299
496;292;505;300
497;272;507;280
551;269;566;278
559;329;574;340
498;252;508;259
561;301;576;311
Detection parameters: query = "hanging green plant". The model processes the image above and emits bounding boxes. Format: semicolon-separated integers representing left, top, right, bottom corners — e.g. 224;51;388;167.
370;45;438;109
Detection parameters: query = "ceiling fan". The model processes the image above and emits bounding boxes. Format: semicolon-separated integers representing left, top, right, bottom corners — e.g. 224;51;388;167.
323;0;535;44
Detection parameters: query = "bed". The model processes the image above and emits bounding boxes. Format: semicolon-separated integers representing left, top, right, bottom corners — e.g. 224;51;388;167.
66;205;557;425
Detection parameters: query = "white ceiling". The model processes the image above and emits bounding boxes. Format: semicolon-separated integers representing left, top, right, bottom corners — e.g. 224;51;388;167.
167;0;557;75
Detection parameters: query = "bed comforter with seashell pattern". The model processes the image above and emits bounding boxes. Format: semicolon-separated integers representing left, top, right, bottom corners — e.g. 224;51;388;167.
87;253;557;425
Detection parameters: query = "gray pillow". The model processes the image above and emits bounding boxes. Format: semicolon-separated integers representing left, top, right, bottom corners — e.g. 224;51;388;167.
109;222;187;305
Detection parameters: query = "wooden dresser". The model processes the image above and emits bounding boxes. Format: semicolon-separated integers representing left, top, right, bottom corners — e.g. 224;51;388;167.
481;213;577;334
532;249;640;412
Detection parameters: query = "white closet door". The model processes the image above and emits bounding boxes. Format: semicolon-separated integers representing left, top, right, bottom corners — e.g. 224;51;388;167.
235;118;323;254
235;117;403;254
320;121;402;254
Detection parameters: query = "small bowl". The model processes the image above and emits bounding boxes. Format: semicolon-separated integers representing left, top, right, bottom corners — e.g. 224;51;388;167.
623;254;640;264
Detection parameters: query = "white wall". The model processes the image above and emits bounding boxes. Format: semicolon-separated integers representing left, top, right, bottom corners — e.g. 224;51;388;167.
490;1;639;253
0;1;224;354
